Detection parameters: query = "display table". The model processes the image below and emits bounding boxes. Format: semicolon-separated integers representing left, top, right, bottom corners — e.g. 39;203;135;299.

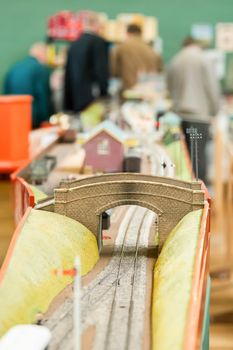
3;102;211;349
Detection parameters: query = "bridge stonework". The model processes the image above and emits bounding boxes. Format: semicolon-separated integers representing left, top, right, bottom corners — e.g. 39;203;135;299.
54;174;205;247
59;173;202;190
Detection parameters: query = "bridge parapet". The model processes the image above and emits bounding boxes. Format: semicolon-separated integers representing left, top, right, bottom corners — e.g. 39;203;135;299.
59;173;202;191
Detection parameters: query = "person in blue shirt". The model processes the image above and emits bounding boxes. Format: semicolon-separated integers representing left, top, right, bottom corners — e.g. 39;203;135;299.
4;43;51;128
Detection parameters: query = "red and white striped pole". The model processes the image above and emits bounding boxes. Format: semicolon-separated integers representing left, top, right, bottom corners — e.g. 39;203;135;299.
53;256;81;350
74;256;81;350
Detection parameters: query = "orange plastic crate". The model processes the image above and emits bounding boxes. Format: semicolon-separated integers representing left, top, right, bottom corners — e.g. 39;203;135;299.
0;95;32;173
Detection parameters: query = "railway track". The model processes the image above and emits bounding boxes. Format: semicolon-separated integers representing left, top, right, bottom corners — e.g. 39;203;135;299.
103;207;148;350
44;205;156;350
82;206;142;308
45;207;139;334
81;206;156;350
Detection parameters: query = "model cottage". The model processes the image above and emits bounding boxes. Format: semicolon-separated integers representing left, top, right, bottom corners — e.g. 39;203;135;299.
83;120;128;173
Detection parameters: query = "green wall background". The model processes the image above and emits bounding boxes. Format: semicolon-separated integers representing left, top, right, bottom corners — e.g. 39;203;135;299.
1;0;233;91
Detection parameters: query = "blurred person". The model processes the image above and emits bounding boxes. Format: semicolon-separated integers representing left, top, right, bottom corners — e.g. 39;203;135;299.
4;42;51;128
167;36;220;183
111;24;163;90
50;67;65;113
64;12;109;113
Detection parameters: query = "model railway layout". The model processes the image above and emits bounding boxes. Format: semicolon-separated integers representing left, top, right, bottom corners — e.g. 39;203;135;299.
1;5;228;348
0;120;210;350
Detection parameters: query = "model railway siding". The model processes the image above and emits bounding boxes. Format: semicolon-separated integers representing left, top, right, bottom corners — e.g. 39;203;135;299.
44;206;156;350
83;207;156;350
44;207;139;334
82;207;138;310
103;207;149;350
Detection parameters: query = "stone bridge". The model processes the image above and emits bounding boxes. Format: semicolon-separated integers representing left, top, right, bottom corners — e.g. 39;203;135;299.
59;173;202;190
54;173;205;248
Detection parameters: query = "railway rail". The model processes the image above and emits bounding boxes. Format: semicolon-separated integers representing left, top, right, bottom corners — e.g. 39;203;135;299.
103;207;149;350
44;206;156;350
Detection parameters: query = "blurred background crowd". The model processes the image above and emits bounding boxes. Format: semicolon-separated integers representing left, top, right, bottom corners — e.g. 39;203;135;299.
1;3;233;349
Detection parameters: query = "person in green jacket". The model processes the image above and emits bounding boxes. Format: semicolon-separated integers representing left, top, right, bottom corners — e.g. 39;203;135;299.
4;42;51;128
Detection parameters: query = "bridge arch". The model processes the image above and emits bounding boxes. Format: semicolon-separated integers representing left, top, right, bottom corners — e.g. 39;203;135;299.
96;200;163;216
54;174;204;248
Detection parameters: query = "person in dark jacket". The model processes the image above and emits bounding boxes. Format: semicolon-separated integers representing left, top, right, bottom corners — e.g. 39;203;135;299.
64;13;109;113
4;43;51;128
